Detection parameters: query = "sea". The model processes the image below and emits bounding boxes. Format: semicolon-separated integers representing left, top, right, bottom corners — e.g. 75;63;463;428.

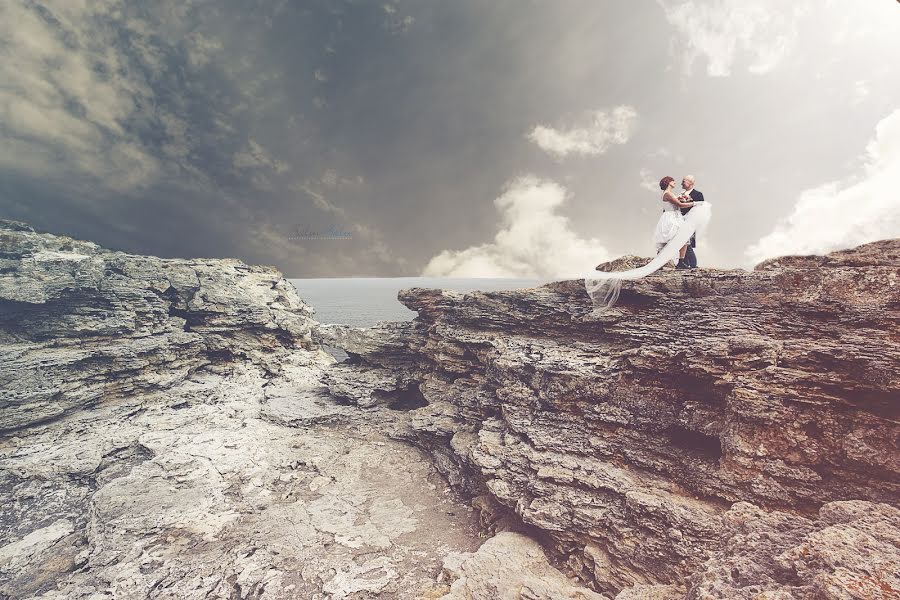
289;277;552;327
289;277;553;361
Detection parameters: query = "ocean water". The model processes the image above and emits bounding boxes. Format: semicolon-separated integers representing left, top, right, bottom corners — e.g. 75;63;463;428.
289;277;552;327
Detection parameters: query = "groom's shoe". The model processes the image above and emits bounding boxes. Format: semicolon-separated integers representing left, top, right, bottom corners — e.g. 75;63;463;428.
675;259;689;270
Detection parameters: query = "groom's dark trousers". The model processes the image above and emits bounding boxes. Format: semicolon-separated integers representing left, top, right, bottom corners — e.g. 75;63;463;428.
680;188;705;268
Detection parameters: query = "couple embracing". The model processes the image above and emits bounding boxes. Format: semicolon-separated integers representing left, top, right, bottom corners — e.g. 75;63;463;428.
654;175;705;270
584;174;712;310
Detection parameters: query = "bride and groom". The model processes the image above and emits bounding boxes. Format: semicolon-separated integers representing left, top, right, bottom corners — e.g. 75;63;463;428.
655;175;705;270
583;173;712;310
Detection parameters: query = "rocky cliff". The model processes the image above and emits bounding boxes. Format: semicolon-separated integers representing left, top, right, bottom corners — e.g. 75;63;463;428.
0;220;486;599
316;240;900;599
0;219;318;432
2;219;897;599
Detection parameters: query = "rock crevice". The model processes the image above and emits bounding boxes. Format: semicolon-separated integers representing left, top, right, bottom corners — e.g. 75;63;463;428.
0;220;485;599
2;219;897;599
317;240;900;598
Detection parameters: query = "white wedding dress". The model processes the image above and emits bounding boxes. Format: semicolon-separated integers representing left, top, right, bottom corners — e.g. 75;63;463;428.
653;193;686;250
584;200;712;311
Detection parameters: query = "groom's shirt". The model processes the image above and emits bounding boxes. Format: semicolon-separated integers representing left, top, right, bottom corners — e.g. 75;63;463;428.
681;188;704;215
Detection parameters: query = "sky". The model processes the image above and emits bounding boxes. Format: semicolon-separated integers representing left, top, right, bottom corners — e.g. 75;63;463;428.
1;0;899;277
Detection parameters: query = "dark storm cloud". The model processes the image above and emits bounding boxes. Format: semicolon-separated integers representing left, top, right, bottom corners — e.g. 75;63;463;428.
1;0;899;276
0;0;419;274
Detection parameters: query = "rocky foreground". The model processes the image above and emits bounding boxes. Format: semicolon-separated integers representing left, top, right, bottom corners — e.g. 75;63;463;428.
0;220;484;599
1;219;898;599
316;240;900;599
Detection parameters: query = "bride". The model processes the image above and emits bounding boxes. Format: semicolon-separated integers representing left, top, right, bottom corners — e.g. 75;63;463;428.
583;175;712;311
655;176;695;269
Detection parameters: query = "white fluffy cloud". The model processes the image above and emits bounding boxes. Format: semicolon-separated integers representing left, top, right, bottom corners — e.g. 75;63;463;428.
421;176;611;278
745;108;900;265
660;0;811;76
528;106;638;159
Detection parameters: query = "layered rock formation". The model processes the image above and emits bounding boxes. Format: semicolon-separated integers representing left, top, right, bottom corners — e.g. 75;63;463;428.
0;221;485;599
0;219;318;431
3;219;897;599
316;240;900;599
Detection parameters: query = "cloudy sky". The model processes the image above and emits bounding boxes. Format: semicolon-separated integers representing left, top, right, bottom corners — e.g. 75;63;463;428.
2;0;899;277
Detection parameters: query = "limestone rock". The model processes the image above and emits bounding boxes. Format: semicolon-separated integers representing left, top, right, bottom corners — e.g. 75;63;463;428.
686;500;900;599
439;531;609;600
614;585;683;600
5;219;897;599
0;363;484;599
594;255;652;272
0;219;323;431
321;239;900;596
0;221;484;599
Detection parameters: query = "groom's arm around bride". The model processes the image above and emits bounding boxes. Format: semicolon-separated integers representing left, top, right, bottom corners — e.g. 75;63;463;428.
679;175;705;269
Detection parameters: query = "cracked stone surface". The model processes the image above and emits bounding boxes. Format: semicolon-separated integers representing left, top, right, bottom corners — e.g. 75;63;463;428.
0;219;319;432
316;239;900;598
0;220;492;599
6;219;896;599
1;220;598;600
1;357;486;599
438;531;609;600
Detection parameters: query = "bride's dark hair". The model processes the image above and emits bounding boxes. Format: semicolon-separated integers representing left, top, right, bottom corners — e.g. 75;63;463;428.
659;176;675;191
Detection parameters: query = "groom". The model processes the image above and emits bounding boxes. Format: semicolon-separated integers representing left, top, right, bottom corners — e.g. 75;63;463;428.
679;175;705;269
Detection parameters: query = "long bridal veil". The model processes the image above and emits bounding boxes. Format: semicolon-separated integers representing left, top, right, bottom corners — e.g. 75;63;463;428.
584;202;712;312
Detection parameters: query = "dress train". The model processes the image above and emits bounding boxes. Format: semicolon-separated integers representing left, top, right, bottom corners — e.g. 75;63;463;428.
584;202;712;311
